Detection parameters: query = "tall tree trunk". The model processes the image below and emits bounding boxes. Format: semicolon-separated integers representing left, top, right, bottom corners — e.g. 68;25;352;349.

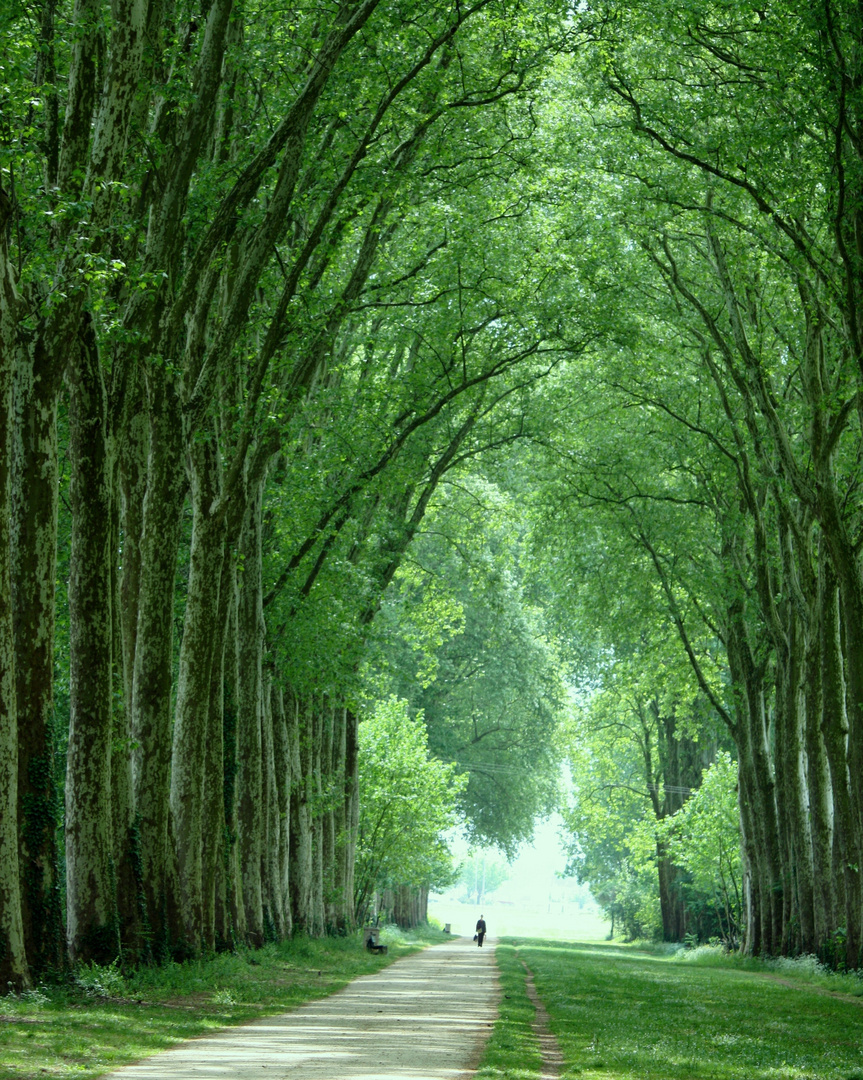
109;454;143;960
237;479;265;945
727;613;781;954
204;545;233;951
272;684;292;937
342;707;360;932
323;703;336;932
331;705;350;932
775;610;816;953
131;368;186;957
261;675;284;938
289;691;313;934
65;323;116;965
0;188;29;988
222;570;246;944
311;699;325;937
805;560;835;947
170;432;225;954
11;338;62;976
819;560;861;967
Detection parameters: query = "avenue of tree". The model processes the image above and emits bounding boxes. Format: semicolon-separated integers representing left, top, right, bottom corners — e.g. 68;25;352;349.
2;0;863;987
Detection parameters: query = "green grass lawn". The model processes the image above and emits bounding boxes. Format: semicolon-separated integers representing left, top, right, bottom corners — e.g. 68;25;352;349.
495;938;863;1080
0;926;442;1080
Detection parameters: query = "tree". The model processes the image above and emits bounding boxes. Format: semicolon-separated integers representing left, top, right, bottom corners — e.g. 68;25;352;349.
354;697;465;927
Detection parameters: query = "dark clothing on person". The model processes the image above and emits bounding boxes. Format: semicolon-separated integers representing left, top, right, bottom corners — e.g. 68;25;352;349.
475;917;487;947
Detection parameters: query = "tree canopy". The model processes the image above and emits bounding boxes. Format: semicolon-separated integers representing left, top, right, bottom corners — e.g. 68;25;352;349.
2;0;863;984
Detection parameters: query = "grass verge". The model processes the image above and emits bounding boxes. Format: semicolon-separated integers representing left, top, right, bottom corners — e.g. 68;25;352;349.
506;937;863;1080
0;925;445;1080
474;942;543;1080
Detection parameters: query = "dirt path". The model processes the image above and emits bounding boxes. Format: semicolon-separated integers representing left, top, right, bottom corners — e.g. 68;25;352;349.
100;937;498;1080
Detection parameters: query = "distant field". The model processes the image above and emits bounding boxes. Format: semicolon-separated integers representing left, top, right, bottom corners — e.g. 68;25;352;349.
428;898;610;940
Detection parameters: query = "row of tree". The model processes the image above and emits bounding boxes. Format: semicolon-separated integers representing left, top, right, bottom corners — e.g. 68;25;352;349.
7;0;863;987
527;0;863;966
0;0;579;988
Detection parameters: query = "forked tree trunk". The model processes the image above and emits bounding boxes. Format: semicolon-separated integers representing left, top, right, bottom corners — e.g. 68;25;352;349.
65;325;116;965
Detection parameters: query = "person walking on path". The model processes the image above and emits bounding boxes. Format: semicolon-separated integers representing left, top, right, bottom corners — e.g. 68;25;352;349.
476;914;487;947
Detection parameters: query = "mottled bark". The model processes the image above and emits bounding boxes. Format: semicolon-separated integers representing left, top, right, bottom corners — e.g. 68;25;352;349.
222;571;246;943
804;564;834;945
204;547;233;950
170;433;225;953
261;679;284;938
331;705;350;931
820;562;861;966
109;454;142;958
289;692;312;934
727;614;781;954
272;685;292;937
115;379;149;956
311;700;325;937
343;707;360;931
237;480;265;944
118;377;147;735
0;187;29;988
322;704;337;932
11;337;62;976
774;608;815;953
65;324;116;965
131;369;185;955
814;458;863;965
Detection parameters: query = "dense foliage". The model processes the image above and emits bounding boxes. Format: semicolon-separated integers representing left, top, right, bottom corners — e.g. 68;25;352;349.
3;0;863;986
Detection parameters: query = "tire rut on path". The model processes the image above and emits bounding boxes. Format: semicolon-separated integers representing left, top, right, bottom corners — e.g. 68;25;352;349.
100;937;498;1080
519;958;565;1080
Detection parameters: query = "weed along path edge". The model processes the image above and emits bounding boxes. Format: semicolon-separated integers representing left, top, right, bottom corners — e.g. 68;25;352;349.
100;936;498;1080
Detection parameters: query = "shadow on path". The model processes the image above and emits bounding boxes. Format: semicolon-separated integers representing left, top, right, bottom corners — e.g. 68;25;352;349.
101;937;498;1080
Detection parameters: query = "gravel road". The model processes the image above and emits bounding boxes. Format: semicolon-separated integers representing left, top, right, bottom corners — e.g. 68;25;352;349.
100;936;498;1080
